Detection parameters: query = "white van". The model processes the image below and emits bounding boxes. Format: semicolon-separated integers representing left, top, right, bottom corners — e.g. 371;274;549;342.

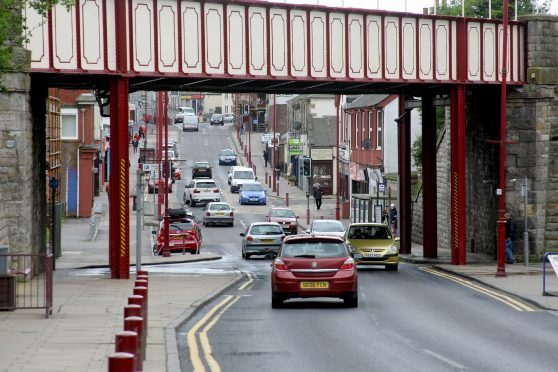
229;167;256;193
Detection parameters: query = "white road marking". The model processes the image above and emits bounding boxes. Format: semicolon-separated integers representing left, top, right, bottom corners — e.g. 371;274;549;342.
423;349;467;370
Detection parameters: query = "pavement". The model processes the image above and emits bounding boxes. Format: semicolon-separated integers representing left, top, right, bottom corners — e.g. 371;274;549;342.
1;121;557;372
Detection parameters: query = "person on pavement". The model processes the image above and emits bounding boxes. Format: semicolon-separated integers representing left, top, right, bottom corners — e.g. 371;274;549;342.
389;203;398;236
505;212;516;263
263;149;269;167
313;184;323;210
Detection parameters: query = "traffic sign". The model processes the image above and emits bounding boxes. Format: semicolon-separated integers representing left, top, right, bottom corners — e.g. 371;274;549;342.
378;183;385;193
142;163;157;172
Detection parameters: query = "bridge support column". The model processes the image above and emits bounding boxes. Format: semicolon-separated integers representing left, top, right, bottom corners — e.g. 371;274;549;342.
422;95;437;258
398;95;412;255
109;77;130;279
450;85;467;265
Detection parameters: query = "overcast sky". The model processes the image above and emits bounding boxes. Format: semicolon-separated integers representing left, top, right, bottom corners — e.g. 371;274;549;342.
277;0;557;16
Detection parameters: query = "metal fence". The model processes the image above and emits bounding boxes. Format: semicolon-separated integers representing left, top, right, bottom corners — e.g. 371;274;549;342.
0;252;53;318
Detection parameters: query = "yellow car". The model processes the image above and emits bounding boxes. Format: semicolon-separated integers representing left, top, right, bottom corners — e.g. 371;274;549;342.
345;223;399;271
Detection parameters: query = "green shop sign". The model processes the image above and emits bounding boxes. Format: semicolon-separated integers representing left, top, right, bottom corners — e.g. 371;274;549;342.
288;138;303;155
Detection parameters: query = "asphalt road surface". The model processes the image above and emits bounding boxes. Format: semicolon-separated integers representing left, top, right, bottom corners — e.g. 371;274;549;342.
168;123;558;372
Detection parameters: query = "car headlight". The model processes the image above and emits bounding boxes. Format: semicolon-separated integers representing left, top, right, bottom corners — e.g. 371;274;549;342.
387;245;399;254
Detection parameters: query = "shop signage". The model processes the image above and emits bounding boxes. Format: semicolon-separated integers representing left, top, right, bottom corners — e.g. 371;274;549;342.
288;138;303;155
310;148;333;161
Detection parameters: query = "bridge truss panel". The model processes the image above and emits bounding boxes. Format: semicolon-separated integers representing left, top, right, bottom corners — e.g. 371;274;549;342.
26;0;526;86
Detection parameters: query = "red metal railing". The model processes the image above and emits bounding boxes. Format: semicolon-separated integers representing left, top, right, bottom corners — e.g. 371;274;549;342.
0;253;53;318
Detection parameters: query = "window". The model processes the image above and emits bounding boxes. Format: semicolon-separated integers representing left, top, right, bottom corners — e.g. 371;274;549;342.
225;105;228;113
361;111;365;147
376;110;383;150
369;111;374;147
61;108;78;140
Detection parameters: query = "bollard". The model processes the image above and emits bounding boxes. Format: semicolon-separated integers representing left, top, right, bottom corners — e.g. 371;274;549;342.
133;287;148;333
265;172;268;186
276;180;279;197
321;216;324;219
268;175;272;188
137;270;149;277
128;294;146;355
124;304;142;319
286;192;289;207
124;316;144;368
115;331;138;371
108;352;135;372
252;164;256;175
135;279;148;289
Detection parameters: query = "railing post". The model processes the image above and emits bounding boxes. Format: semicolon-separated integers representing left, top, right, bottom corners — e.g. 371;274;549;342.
45;253;53;318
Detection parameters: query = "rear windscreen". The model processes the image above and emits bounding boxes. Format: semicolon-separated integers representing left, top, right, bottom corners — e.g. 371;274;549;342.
196;182;216;188
281;241;346;258
234;171;254;179
250;225;283;235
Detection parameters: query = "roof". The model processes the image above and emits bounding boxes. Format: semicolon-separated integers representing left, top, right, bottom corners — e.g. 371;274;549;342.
344;94;390;110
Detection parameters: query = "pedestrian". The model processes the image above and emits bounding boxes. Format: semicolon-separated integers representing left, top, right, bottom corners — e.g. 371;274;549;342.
263;149;269;167
134;132;140;144
382;206;389;225
389;203;398;236
132;139;139;153
505;212;516;264
313;184;323;210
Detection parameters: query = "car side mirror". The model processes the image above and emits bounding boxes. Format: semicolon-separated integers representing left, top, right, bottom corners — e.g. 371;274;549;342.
254;176;258;180
305;229;310;234
151;229;156;234
239;233;245;237
394;237;400;242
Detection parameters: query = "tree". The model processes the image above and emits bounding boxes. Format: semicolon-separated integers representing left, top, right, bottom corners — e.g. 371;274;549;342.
0;0;73;73
438;0;551;18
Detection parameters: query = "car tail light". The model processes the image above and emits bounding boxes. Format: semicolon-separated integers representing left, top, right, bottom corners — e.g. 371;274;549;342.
340;258;356;271
206;212;210;216
246;236;253;241
213;188;219;193
229;211;234;216
280;235;285;241
273;259;289;272
193;189;200;193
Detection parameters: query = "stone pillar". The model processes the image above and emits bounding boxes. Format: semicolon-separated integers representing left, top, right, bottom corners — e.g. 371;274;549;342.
0;49;45;255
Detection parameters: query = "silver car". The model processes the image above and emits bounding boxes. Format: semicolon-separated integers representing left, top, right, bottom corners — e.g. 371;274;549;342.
305;219;346;238
240;222;285;259
203;202;234;227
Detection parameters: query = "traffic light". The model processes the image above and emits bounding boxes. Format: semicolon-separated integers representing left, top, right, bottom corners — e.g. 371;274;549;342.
302;157;312;177
243;104;249;116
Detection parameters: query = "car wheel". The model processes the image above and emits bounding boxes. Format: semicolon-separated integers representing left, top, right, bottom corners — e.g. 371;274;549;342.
230;186;234;193
229;222;234;227
385;264;398;271
190;197;196;207
245;253;251;260
344;291;358;308
271;292;284;309
242;249;246;259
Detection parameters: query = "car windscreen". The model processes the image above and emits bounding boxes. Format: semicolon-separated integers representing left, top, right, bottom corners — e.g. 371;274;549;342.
220;150;235;156
234;171;254;179
242;183;263;191
271;209;295;218
195;182;216;189
348;226;392;240
250;225;283;235
209;204;230;211
168;222;194;231
313;221;344;232
212;114;223;119
281;241;346;258
195;163;210;168
180;108;194;114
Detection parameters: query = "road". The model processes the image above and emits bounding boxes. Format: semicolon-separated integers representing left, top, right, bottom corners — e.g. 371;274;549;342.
166;122;558;372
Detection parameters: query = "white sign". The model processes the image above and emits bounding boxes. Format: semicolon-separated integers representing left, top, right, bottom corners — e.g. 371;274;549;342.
549;255;558;278
262;133;279;146
310;148;333;161
142;163;157;172
379;183;385;193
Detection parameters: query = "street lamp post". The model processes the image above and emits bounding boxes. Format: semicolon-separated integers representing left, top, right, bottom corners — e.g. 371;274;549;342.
335;95;341;220
48;177;59;271
273;94;277;193
521;177;529;266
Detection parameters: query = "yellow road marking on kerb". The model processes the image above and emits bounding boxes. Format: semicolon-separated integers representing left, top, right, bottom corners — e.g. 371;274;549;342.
188;296;235;372
421;267;537;312
238;272;254;290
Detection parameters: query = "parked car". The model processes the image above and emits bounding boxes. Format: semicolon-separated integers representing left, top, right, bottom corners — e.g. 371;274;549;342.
305;219;345;238
192;161;212;179
152;217;202;255
210;113;224;125
218;149;237;166
147;171;172;194
271;235;358;308
345;223;399;271
183;179;220;207
240;222;285;259
229;166;256;192
223;113;235;124
267;207;298;235
203;202;234;227
239;182;267;205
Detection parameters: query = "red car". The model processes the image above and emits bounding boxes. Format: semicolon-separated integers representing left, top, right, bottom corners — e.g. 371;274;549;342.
271;235;358;308
266;207;298;235
153;218;202;255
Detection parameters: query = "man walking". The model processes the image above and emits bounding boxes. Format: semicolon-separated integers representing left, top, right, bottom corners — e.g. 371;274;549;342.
505;212;516;264
263;149;269;167
389;203;398;236
313;184;323;210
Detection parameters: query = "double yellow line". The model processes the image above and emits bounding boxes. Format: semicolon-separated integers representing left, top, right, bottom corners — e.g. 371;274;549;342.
187;273;255;372
421;267;538;312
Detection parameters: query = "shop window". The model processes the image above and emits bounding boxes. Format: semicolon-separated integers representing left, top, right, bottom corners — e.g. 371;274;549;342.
376;110;383;150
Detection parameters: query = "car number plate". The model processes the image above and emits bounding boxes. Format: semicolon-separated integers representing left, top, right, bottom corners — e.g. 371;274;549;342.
363;253;382;258
203;189;210;192
216;212;225;216
260;239;274;243
300;281;329;289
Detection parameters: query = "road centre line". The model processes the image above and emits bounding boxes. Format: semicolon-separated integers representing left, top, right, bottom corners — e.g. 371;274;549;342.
238;272;254;290
187;295;235;372
199;296;241;372
420;267;537;312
